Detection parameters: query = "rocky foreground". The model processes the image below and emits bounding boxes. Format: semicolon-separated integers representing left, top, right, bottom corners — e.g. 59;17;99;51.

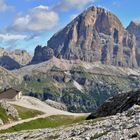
0;105;140;140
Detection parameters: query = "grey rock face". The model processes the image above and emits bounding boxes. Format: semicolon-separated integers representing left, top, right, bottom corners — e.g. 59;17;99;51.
31;45;54;64
32;6;137;67
127;21;140;66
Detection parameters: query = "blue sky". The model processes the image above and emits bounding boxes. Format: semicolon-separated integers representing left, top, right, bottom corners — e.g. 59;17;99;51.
0;0;140;54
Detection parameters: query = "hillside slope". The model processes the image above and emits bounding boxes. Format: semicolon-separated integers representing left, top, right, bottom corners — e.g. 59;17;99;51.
13;57;140;112
0;66;19;90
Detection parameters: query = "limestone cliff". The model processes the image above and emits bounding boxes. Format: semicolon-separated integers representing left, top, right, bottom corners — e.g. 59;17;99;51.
32;6;137;67
127;21;140;66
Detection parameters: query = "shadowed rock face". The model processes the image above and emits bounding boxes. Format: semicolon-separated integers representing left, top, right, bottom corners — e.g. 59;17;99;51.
87;89;140;119
127;21;140;66
0;56;21;70
32;6;137;67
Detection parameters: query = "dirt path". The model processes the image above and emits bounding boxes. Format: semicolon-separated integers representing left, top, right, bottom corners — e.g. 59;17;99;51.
9;96;88;116
0;96;89;131
0;114;49;130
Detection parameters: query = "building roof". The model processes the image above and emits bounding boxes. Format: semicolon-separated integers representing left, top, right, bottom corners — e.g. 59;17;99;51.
0;88;20;100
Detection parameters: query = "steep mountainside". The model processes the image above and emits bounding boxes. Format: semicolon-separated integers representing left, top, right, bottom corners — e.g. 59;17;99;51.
32;6;137;67
87;89;140;119
0;67;20;90
127;21;140;66
14;57;140;112
0;48;32;70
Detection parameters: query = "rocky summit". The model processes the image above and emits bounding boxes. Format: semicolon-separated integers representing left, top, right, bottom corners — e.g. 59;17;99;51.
32;6;137;67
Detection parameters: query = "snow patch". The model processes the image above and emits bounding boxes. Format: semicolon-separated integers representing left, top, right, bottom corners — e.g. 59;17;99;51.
73;81;83;92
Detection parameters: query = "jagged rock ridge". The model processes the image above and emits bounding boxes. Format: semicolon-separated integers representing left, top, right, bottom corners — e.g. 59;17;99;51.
32;6;137;67
0;48;32;70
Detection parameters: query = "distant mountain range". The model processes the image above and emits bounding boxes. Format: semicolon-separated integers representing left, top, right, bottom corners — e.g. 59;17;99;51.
0;48;32;70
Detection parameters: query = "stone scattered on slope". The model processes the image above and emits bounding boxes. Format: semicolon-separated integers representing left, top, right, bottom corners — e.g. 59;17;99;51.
0;105;140;140
45;99;67;111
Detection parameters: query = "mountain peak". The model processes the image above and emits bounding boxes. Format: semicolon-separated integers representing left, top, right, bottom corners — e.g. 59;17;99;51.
31;6;137;67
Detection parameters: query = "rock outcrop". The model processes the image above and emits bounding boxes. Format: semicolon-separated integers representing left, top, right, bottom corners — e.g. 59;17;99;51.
127;21;140;66
32;6;137;67
0;100;19;119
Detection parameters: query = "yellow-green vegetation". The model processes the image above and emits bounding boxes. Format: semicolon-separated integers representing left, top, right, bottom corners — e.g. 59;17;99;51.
0;115;86;133
13;105;44;119
0;106;9;123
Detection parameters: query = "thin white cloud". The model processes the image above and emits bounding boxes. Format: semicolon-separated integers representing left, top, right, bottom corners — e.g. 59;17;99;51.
7;5;59;33
0;0;14;12
0;34;27;41
33;5;49;11
53;0;93;11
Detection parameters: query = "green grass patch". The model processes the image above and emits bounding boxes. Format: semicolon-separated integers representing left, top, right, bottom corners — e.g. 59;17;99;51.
13;105;44;119
0;115;86;133
0;106;9;123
